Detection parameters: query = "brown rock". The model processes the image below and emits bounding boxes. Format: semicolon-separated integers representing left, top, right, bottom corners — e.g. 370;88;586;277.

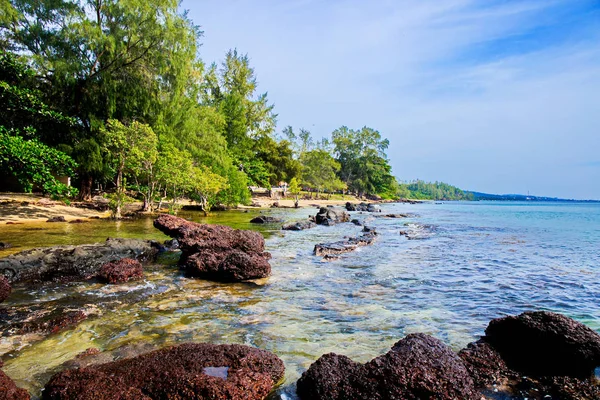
0;369;30;400
46;216;66;223
297;333;479;400
98;258;143;284
43;343;285;400
0;275;11;303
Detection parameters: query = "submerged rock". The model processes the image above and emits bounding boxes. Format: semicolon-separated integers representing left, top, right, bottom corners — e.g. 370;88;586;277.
282;220;316;231
315;207;350;226
0;369;30;400
314;231;377;257
153;215;271;282
297;333;479;400
0;276;10;303
250;216;283;224
43;343;285;400
0;238;157;284
98;258;144;284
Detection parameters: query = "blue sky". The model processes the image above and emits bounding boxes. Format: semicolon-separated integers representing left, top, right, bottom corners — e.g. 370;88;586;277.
181;0;600;199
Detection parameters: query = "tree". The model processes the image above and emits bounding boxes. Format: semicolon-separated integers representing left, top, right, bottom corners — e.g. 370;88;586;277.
288;177;301;208
190;166;229;215
155;142;194;214
301;149;344;197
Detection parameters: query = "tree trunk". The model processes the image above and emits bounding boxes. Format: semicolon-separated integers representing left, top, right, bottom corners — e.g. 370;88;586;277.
114;168;123;219
79;174;93;201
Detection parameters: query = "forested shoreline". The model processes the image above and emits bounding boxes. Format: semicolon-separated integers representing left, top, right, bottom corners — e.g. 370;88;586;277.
0;1;471;216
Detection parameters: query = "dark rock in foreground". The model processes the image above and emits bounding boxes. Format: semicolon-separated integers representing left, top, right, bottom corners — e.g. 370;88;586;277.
282;220;316;231
153;215;271;282
315;207;350;226
314;231;377;257
484;311;600;378
297;333;479;400
0;276;10;303
0;238;157;284
250;216;283;224
0;369;30;400
43;343;284;400
98;258;144;284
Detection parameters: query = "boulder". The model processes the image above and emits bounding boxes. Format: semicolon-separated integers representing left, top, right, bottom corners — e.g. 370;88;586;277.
250;216;283;224
314;231;377;257
46;216;66;223
0;238;158;284
153;215;271;282
98;258;144;284
282;220;316;231
351;219;362;226
0;369;30;400
315;207;350;226
43;343;285;400
0;275;11;303
297;333;479;400
483;311;600;378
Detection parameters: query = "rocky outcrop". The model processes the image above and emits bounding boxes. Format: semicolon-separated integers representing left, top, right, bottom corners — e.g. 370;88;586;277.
0;238;157;284
315;207;350;226
0;369;30;400
43;343;285;400
345;202;381;213
282;220;316;231
314;231;377;257
297;333;479;400
250;216;283;224
153;215;271;282
0;275;10;303
98;258;144;284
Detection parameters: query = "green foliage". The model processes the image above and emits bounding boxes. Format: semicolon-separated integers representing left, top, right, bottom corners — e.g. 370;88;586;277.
399;180;474;201
301;149;345;194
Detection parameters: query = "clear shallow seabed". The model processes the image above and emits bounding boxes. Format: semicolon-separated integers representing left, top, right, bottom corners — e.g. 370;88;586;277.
0;201;599;399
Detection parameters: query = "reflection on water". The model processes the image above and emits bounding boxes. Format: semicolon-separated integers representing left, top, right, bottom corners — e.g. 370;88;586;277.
0;202;599;399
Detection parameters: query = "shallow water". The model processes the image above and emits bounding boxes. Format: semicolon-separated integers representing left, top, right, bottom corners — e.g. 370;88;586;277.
0;202;599;399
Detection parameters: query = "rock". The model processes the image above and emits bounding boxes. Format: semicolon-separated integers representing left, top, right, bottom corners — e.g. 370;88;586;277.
250;216;283;224
153;215;271;282
68;219;88;224
5;222;22;225
0;238;158;284
362;226;375;233
0;369;30;400
0;242;11;249
366;204;381;213
282;220;316;231
351;219;362;226
43;343;284;400
459;340;515;388
297;333;479;400
483;311;600;378
0;275;11;303
271;202;280;208
315;207;350;226
46;216;66;223
98;259;143;284
250;202;262;207
0;305;89;337
382;213;409;218
345;202;381;213
314;231;377;257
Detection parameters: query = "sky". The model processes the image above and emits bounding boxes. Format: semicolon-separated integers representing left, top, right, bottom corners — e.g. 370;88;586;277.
180;0;600;199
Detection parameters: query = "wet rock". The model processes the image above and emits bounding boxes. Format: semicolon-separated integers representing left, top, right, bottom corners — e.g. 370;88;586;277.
0;238;158;284
345;202;381;213
297;333;479;400
98;258;144;284
153;215;271;282
366;204;381;213
0;275;10;303
483;311;600;378
362;226;375;233
459;340;515;388
16;309;87;336
68;219;88;224
315;207;350;226
0;369;30;400
46;216;66;223
271;202;280;208
314;231;377;257
282;220;316;231
381;213;410;218
43;343;285;400
351;219;362;226
0;242;11;250
250;216;283;224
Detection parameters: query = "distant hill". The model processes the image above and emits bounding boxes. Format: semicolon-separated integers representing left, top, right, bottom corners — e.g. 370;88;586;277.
467;191;599;202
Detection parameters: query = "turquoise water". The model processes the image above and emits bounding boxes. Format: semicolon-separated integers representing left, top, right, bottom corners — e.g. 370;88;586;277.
0;201;599;399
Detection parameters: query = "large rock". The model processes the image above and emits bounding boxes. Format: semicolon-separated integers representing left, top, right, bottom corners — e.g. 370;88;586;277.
43;343;285;400
0;275;10;303
0;369;30;400
315;207;350;226
98;258;144;284
250;216;283;224
153;215;271;282
282;220;316;231
483;311;600;378
297;333;479;400
345;202;381;213
314;231;377;257
0;239;158;284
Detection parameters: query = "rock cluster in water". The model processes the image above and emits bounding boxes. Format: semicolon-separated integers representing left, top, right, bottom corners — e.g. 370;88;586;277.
282;220;316;231
345;202;381;212
42;343;285;400
314;230;378;258
98;258;144;284
297;311;600;400
0;238;157;284
153;215;271;282
314;207;350;226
